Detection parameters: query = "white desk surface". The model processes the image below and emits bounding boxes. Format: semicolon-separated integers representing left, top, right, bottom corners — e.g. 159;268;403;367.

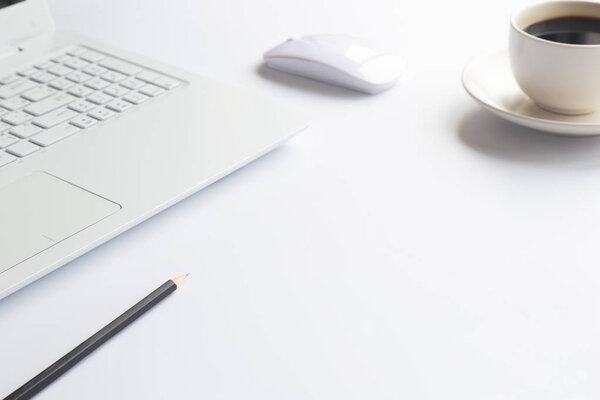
2;0;599;398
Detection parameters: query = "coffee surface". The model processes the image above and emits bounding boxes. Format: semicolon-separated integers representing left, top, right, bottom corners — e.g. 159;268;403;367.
525;16;600;45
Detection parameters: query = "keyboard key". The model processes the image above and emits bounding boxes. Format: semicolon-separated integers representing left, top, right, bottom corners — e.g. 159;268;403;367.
101;70;127;83
103;85;130;97
17;67;38;77
49;77;75;90
2;111;33;125
106;99;133;112
0;74;19;84
25;93;77;116
120;77;145;90
30;71;56;83
25;93;76;116
35;61;56;70
63;57;89;70
0;79;37;99
0;132;19;148
6;140;39;157
136;70;162;83
88;107;115;121
68;100;96;113
80;50;105;63
70;114;97;129
33;107;78;128
21;86;57;102
139;84;164;97
0;121;12;132
47;64;74;77
66;47;87;56
68;85;94;98
10;123;42;138
82;64;108;76
0;97;29;111
122;92;149;105
30;122;79;147
51;54;72;63
87;91;113;105
137;71;181;90
99;57;142;75
153;75;181;90
85;77;110;90
0;108;7;117
66;71;92;84
0;150;16;166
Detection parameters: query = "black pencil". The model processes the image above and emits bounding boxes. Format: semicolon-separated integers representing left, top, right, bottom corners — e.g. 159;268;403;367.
4;274;189;400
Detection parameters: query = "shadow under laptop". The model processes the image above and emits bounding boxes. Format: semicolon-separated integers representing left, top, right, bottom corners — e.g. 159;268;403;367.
458;108;600;168
256;63;370;99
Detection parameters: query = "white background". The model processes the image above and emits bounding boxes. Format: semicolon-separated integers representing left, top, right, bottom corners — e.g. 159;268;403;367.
2;0;600;398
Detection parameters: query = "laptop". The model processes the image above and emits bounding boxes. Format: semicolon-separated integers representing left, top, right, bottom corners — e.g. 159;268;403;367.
0;0;309;300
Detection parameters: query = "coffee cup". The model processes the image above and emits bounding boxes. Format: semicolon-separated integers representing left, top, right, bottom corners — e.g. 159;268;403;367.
510;1;600;115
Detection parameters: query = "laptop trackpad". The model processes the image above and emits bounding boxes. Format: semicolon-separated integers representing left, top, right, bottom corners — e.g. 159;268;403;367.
0;172;121;273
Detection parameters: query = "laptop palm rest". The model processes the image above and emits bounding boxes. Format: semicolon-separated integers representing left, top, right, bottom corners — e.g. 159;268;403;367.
0;172;121;274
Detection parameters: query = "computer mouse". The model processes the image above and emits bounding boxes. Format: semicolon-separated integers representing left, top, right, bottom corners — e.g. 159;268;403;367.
263;34;404;94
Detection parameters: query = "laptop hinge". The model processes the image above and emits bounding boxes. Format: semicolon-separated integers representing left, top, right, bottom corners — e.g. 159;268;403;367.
0;44;20;61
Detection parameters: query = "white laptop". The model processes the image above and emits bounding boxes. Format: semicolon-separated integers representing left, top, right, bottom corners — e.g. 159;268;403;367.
0;0;309;300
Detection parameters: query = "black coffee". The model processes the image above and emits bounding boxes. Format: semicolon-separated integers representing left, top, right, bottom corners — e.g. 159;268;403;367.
524;16;600;45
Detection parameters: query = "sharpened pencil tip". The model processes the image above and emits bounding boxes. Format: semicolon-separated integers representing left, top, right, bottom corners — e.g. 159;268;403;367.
171;274;189;288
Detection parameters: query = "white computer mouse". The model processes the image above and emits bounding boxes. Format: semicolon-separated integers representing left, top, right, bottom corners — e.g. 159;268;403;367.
263;34;404;94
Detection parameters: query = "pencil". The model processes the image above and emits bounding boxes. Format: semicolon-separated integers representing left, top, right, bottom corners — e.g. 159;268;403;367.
4;274;189;400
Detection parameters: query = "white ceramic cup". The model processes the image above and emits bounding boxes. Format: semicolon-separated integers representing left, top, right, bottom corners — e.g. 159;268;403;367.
510;1;600;115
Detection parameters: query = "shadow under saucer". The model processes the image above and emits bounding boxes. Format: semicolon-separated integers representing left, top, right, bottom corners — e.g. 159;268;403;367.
457;108;600;167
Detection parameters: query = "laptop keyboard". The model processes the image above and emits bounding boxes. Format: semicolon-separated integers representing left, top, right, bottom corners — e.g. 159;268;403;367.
0;46;185;168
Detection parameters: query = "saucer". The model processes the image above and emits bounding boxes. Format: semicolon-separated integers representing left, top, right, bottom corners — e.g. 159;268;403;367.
462;50;600;136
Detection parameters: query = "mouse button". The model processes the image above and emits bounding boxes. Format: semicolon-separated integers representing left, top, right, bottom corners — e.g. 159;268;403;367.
343;43;381;64
303;35;378;57
304;36;383;71
304;35;357;56
356;54;404;84
263;38;320;60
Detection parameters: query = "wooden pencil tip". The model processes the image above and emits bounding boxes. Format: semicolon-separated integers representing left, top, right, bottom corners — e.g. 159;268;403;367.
171;274;189;288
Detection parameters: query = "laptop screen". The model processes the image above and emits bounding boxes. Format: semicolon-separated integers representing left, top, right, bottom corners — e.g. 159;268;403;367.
0;0;24;9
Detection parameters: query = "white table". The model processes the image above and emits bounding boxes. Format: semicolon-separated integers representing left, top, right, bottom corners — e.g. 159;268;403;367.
2;0;598;398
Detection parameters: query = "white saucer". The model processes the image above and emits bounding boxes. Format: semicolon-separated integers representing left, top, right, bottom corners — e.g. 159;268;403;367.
462;50;600;136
